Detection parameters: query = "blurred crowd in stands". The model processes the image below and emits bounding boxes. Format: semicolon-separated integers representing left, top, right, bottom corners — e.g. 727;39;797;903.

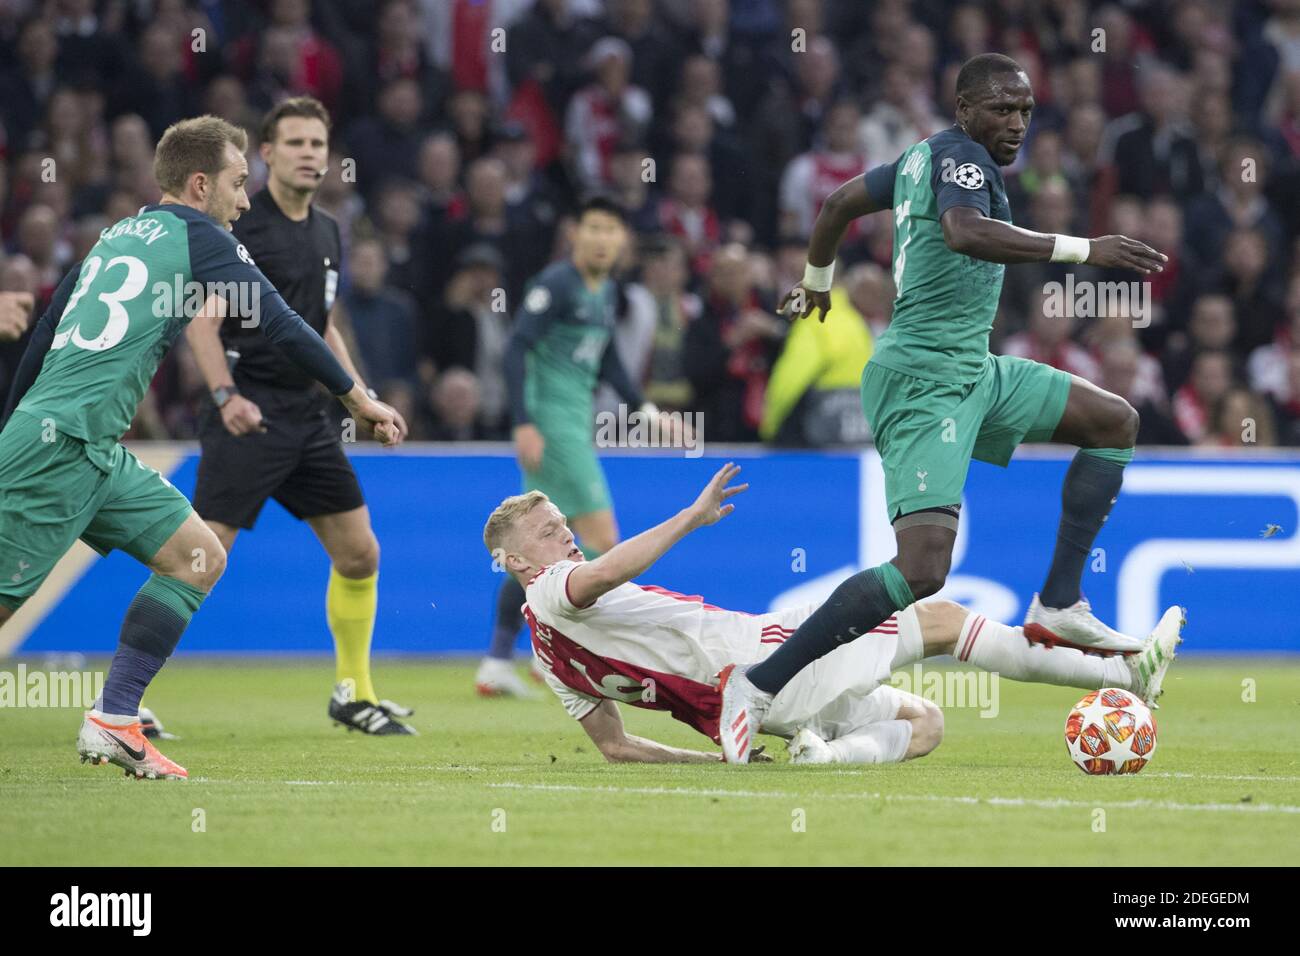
3;0;1300;448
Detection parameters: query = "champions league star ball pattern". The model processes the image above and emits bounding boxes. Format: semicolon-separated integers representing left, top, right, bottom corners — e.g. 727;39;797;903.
1064;688;1157;775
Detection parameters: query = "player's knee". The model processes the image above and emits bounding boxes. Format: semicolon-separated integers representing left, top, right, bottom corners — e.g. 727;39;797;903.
900;564;947;600
1120;400;1140;447
894;543;951;600
1091;395;1138;448
909;700;944;757
335;532;380;578
195;539;227;589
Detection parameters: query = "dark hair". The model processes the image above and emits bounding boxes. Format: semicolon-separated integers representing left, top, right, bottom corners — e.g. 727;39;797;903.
576;193;626;223
261;96;332;144
955;53;1025;101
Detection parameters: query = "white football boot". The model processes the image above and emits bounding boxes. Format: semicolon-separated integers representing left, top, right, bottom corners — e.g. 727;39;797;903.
1023;593;1145;656
716;664;773;764
787;728;835;765
77;712;187;780
475;657;539;699
1126;605;1185;707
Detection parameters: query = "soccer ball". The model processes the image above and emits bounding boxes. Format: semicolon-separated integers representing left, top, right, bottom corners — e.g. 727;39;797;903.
1064;688;1157;775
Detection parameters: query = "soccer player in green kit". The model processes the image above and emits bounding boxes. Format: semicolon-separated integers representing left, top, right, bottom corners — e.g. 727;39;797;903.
0;116;398;778
718;54;1176;764
478;196;655;696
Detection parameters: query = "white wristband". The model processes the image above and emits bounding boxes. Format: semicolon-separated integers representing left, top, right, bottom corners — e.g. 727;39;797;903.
802;260;834;292
639;401;660;417
1050;234;1091;264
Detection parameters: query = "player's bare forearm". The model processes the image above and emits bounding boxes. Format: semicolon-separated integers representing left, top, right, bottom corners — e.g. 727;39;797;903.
567;508;697;607
807;176;883;267
186;294;235;390
615;734;722;763
939;206;1167;273
940;206;1055;263
581;701;720;763
566;463;747;607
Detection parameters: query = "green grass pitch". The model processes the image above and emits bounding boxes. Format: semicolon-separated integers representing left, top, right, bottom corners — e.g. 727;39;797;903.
2;658;1297;866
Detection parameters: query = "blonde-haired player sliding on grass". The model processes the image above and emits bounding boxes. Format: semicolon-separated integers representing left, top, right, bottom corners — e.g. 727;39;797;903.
482;464;1182;765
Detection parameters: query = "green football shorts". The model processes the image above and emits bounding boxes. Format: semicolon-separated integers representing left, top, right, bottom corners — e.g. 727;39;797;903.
0;411;194;610
521;432;611;521
861;353;1073;520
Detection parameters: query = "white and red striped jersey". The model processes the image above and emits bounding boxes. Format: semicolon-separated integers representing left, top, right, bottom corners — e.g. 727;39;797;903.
524;561;809;741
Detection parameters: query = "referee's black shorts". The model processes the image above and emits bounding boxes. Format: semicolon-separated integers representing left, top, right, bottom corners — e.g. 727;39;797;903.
193;384;365;530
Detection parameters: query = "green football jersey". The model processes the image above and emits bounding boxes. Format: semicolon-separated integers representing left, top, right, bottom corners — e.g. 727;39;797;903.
866;126;1011;384
517;261;617;438
19;210;191;471
16;202;352;471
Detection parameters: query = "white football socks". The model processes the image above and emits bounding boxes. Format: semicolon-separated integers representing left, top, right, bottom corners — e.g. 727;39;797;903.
826;719;914;764
955;612;1132;690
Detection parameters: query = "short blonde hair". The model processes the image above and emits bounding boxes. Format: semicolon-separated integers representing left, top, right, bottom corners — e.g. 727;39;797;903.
483;490;550;558
154;115;248;195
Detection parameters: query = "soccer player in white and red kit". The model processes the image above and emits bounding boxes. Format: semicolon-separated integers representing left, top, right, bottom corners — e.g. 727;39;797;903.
482;465;1181;765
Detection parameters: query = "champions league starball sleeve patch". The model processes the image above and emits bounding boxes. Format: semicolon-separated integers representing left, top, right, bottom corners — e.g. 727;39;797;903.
952;163;985;189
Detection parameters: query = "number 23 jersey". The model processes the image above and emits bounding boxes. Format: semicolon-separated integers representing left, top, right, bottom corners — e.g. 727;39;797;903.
17;203;290;471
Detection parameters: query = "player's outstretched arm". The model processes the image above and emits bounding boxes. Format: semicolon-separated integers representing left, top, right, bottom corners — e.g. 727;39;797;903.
781;168;892;323
940;205;1167;273
186;218;401;446
566;462;749;608
580;700;722;763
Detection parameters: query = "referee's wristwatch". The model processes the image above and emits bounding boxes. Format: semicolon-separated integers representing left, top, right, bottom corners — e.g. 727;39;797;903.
212;385;239;408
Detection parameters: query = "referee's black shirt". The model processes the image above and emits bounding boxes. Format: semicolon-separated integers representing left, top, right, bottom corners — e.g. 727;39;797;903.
226;188;342;393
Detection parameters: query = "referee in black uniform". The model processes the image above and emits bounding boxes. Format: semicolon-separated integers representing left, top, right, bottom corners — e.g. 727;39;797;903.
186;97;413;735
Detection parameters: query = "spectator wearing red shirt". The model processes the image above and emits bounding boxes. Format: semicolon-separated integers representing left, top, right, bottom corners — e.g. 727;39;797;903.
684;243;784;443
656;152;722;277
565;36;652;190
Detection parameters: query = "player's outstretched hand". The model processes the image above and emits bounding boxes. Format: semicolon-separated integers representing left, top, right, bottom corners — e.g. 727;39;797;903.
778;282;833;323
220;394;267;436
1085;235;1167;275
687;462;749;528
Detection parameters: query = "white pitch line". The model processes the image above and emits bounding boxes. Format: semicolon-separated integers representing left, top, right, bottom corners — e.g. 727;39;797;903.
1145;772;1300;783
487;782;1300;815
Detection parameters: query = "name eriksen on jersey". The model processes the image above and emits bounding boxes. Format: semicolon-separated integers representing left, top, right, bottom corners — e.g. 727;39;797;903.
99;217;169;246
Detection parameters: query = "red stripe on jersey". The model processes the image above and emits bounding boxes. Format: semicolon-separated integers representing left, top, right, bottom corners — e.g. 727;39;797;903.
759;637;786;644
523;605;725;743
960;615;986;661
637;584;739;613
